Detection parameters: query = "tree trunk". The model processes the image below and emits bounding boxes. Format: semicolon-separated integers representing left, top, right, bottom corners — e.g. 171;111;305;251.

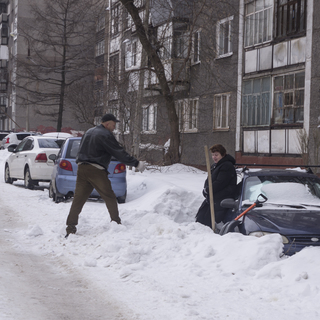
120;0;180;164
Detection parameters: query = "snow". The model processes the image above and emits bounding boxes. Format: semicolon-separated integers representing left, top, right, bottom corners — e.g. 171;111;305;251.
1;149;320;319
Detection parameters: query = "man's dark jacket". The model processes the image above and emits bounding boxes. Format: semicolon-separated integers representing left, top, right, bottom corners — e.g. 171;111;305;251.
76;124;139;172
196;154;237;226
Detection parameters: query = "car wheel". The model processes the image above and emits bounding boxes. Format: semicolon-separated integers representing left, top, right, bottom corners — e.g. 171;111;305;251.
53;193;64;203
24;167;34;190
117;192;127;204
4;164;13;184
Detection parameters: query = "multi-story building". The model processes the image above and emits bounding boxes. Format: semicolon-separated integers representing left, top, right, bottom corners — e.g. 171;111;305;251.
236;0;315;167
95;0;240;164
0;0;8;130
97;0;320;167
1;0;95;134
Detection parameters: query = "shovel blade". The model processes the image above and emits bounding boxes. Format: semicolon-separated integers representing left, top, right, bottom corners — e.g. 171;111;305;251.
219;220;241;235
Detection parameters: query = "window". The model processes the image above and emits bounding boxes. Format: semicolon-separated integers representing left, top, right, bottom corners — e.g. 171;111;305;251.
173;31;188;58
109;54;119;91
214;94;230;129
242;78;271;126
111;5;120;36
124;10;133;30
96;13;105;32
0;94;6;106
95;40;105;57
276;0;306;38
176;99;198;132
123;108;131;133
216;16;233;57
158;36;172;60
142;104;157;132
245;0;273;47
125;40;137;69
273;71;304;124
95;90;104;106
192;30;201;63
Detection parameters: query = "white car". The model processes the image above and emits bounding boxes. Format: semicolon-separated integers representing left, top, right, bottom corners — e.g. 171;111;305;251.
4;136;61;189
1;132;35;149
42;132;73;147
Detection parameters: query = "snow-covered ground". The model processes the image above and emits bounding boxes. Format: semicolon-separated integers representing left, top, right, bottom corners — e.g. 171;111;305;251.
1;149;320;320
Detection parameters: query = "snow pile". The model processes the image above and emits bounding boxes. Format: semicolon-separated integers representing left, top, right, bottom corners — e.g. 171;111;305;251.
1;149;320;320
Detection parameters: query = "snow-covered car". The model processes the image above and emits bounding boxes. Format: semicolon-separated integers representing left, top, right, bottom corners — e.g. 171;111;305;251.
4;136;61;189
1;132;35;149
220;168;320;255
48;137;127;203
42;132;73;147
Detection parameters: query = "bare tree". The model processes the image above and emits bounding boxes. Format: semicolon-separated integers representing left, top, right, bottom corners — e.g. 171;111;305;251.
14;0;104;131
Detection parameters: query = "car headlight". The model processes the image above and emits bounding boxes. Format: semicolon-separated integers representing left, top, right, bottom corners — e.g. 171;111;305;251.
249;232;289;244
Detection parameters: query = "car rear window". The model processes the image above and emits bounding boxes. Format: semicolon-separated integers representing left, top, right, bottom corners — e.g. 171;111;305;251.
38;139;60;148
17;134;32;140
66;140;81;159
0;133;8;140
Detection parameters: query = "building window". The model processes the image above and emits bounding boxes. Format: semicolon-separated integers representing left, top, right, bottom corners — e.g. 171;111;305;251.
276;0;306;38
214;94;230;129
96;13;105;32
111;4;120;36
273;71;304;125
0;94;6;106
125;40;137;69
216;16;233;58
142;104;157;132
95;40;105;57
242;78;271;126
123;108;131;133
176;99;198;132
109;54;119;91
245;0;273;47
192;30;201;63
173;31;188;58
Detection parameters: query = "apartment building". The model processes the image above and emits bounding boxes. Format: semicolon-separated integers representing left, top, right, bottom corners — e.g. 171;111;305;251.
236;0;317;167
96;0;320;167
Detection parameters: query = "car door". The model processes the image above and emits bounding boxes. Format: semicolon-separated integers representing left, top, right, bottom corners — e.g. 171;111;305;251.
9;139;29;178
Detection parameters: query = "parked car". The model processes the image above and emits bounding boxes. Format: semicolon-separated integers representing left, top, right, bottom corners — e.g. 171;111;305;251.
4;136;60;189
42;132;73;147
0;131;11;149
220;168;320;256
48;137;127;203
1;132;35;149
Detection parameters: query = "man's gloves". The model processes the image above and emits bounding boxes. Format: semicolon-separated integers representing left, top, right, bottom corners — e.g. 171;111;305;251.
137;161;146;173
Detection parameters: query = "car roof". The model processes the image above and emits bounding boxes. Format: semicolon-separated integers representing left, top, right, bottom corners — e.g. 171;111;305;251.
42;132;73;138
241;168;317;178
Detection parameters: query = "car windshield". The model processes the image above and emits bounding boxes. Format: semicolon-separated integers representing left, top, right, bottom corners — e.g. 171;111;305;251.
243;175;320;207
38;139;60;148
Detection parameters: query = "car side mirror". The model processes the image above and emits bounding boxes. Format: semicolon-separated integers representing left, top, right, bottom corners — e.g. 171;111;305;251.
8;145;17;152
49;154;57;162
220;198;238;210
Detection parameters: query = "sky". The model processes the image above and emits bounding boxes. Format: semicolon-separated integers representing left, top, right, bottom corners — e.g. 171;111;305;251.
1;149;320;320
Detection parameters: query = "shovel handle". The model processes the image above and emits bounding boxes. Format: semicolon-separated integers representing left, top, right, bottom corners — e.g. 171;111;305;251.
235;202;257;220
234;193;268;221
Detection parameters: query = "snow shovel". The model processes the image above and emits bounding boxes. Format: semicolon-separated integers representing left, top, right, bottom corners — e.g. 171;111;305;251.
204;145;215;231
219;193;268;235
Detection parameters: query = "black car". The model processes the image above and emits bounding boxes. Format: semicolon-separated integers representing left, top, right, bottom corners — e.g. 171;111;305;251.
220;168;320;256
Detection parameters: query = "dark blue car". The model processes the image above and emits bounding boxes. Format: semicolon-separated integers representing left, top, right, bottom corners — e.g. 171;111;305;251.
49;137;127;203
220;168;320;256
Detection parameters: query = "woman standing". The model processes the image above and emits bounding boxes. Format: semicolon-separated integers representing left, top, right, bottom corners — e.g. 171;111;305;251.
196;144;237;229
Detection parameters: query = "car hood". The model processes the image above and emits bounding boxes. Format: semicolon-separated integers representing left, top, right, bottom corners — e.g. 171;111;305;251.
243;209;320;235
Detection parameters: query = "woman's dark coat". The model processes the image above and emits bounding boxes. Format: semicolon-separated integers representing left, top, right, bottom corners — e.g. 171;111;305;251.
196;154;237;227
